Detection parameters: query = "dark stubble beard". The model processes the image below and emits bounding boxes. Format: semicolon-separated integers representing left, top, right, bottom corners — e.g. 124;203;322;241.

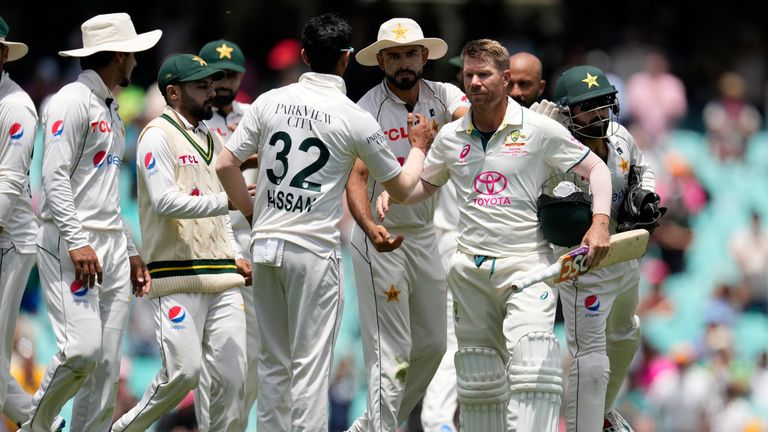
385;69;423;90
213;89;236;108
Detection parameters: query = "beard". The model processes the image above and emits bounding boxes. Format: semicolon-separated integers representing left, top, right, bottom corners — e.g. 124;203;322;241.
385;69;423;90
574;120;608;138
213;89;236;108
119;76;130;87
184;99;214;121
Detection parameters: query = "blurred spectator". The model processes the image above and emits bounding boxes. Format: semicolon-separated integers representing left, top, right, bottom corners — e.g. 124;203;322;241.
637;259;674;316
646;342;721;432
626;49;688;147
710;379;757;432
751;351;768;415
127;298;158;358
703;71;762;161
266;38;306;89
653;152;708;274
703;282;739;327
329;356;356;431
729;210;768;313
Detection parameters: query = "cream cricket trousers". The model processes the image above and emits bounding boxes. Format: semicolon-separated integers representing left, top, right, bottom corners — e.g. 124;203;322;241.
196;216;259;431
112;289;246;432
0;247;35;417
349;225;447;432
559;259;641;432
23;222;130;432
254;241;343;432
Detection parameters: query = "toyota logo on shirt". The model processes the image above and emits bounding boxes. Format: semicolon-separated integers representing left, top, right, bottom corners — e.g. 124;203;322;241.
473;171;507;195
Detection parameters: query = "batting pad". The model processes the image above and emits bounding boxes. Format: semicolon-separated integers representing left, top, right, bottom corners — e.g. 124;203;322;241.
455;347;509;432
507;332;563;432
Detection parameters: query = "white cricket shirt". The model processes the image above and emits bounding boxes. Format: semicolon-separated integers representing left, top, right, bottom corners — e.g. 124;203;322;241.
39;70;136;252
226;72;402;258
604;122;656;220
357;79;468;229
0;72;39;253
422;97;590;257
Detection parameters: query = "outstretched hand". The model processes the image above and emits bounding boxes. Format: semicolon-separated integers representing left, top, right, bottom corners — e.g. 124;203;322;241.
366;224;405;253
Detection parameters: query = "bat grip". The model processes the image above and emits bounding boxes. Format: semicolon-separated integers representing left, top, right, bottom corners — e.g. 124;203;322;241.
509;263;562;291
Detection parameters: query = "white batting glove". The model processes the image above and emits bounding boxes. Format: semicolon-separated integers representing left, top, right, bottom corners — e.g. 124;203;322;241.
531;99;568;125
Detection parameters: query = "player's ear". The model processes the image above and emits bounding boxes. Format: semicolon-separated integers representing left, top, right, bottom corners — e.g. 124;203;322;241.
421;47;429;65
300;49;311;67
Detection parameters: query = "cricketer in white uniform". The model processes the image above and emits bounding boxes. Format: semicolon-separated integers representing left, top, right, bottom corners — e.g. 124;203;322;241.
346;18;469;432
535;65;652;432
216;13;436;432
198;38;260;430
111;54;248;432
377;39;613;432
22;13;158;432
0;19;56;429
422;52;547;432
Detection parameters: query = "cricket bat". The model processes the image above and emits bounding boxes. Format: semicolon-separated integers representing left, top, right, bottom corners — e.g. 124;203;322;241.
506;229;650;291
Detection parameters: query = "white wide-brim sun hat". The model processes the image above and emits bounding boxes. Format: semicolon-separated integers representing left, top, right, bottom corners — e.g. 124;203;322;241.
59;12;162;58
356;18;447;67
1;39;28;62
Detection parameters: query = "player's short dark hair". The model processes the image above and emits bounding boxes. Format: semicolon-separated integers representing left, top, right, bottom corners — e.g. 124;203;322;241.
301;13;352;74
79;51;118;72
461;39;510;73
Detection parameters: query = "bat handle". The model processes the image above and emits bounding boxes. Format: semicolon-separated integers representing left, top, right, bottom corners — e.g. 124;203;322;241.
509;264;562;291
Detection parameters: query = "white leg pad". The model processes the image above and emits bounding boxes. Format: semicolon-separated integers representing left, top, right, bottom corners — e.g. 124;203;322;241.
455;347;509;432
507;332;563;432
605;315;641;412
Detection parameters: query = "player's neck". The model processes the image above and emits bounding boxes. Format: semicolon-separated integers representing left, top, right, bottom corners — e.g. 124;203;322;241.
471;97;507;132
174;107;203;129
386;81;420;107
218;104;233;116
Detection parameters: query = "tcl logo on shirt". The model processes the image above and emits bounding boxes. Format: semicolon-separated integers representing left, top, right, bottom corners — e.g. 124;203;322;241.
385;127;408;141
90;119;112;134
178;155;201;166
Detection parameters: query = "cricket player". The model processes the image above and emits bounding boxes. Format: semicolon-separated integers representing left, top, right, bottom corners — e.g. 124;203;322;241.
0;16;65;432
346;17;469;432
22;13;158;432
507;52;546;108
111;54;249;432
421;51;546;432
198;38;259;429
216;13;437;431
532;65;660;432
377;39;613;432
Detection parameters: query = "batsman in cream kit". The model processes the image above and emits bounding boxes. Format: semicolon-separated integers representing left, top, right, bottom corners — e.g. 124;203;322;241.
532;65;665;432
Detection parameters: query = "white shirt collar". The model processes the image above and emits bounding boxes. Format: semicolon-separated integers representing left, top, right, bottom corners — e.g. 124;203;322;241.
78;69;114;103
298;72;347;95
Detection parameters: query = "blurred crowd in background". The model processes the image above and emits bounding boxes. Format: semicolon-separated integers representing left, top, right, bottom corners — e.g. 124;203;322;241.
3;1;768;431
